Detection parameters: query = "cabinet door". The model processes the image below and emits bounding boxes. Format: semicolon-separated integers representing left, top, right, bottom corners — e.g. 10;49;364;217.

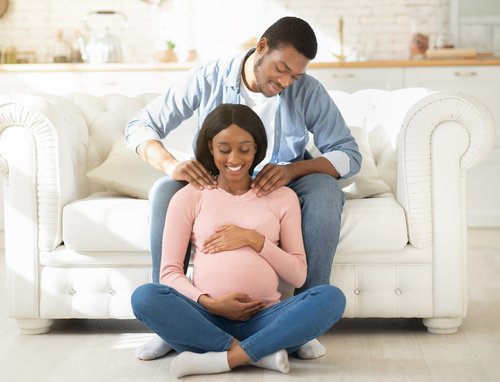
404;66;500;227
307;67;404;92
75;70;191;96
0;70;191;96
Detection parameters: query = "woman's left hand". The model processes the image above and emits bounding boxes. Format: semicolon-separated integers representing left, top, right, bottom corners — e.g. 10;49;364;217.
203;225;264;253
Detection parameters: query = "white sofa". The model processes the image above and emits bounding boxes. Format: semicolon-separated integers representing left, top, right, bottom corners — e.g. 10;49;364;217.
0;88;494;335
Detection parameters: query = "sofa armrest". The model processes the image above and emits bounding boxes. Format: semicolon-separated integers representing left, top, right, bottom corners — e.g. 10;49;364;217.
0;94;80;252
397;90;495;249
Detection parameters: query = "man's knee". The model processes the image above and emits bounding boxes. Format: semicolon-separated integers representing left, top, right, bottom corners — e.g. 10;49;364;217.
296;174;344;213
149;176;186;203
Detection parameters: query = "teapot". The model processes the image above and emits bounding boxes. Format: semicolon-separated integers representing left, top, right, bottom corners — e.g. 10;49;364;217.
79;10;127;64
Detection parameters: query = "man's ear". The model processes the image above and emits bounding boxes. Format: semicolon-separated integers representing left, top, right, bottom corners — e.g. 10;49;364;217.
256;38;268;55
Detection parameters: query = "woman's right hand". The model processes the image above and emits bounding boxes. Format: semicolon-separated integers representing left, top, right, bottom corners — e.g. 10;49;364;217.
171;160;217;190
198;292;265;321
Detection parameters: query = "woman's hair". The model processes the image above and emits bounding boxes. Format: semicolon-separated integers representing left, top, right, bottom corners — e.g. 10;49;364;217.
261;16;317;60
195;104;267;176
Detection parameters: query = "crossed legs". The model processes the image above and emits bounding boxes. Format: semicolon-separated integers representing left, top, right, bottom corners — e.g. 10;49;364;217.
131;283;346;377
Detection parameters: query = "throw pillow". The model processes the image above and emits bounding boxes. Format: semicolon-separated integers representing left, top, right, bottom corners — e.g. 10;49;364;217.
87;139;189;199
306;126;390;199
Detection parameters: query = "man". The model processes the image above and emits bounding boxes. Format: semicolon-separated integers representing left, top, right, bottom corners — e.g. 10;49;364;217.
126;16;361;361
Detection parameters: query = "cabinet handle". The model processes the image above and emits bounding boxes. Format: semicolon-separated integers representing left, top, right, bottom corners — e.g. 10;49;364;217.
454;71;478;77
332;73;355;79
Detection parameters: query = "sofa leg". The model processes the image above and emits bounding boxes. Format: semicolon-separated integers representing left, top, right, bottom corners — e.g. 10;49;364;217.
423;317;463;334
16;318;54;334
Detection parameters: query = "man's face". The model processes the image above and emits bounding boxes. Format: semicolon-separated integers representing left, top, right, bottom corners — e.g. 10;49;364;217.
252;43;310;97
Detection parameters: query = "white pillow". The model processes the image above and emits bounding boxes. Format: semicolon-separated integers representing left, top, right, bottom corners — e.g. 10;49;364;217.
87;140;188;199
307;126;391;199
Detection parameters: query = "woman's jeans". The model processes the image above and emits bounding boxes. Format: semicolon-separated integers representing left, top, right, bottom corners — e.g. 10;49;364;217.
132;284;346;362
148;173;344;292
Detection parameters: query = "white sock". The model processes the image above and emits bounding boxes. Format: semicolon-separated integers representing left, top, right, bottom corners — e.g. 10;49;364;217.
135;334;173;361
170;351;230;378
296;338;326;359
253;349;290;373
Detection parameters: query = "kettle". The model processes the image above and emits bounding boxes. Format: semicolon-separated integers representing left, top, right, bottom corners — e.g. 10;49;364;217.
79;10;127;64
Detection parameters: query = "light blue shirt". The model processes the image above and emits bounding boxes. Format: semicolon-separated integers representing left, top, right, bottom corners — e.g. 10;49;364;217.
125;50;361;179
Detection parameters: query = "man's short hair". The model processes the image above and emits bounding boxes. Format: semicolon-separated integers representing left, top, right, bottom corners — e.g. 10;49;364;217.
261;16;317;59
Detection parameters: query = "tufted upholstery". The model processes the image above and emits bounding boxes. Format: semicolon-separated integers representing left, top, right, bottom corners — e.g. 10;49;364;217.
0;88;494;335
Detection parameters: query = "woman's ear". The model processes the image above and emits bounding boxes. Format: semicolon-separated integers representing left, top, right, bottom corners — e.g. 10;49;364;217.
208;140;214;155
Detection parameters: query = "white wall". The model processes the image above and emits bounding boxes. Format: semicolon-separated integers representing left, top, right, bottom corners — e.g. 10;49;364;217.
0;0;452;64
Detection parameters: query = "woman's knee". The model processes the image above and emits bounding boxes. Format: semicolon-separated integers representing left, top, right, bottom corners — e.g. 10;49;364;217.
131;283;163;315
313;284;346;317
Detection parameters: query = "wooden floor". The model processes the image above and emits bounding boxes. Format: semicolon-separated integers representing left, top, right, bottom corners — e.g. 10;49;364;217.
1;229;499;382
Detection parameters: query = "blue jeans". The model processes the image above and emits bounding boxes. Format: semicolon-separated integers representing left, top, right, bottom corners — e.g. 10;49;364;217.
148;173;344;288
131;284;346;361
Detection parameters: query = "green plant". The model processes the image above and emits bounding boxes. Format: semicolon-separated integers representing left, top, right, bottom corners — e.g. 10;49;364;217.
166;40;176;50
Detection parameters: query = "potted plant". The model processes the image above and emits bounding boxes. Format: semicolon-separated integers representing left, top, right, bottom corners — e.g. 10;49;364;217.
156;39;177;63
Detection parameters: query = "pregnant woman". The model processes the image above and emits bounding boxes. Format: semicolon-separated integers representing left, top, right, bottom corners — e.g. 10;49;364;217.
131;103;345;378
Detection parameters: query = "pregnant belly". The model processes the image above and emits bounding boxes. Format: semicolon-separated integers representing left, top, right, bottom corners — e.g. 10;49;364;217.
192;249;280;303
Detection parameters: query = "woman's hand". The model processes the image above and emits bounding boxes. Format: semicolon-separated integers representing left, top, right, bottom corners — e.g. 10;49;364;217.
203;225;265;253
171;160;217;190
198;292;265;321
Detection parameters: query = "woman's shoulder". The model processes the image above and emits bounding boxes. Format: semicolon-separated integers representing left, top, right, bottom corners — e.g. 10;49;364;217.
266;186;299;205
171;183;204;203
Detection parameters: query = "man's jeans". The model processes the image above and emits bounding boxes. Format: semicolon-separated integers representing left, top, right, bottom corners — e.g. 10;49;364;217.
132;284;346;361
148;173;344;290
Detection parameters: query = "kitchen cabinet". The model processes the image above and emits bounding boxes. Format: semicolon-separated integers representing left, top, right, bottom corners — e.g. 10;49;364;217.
404;66;500;227
0;65;192;96
404;66;500;145
308;67;404;92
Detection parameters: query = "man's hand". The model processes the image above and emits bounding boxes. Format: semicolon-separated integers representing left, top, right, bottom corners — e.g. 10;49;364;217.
203;225;264;253
137;140;216;190
251;163;294;196
198;292;265;321
172;160;217;190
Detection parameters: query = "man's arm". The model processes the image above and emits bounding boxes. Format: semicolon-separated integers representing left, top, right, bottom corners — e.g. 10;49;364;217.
137;139;216;190
251;157;338;196
252;77;360;196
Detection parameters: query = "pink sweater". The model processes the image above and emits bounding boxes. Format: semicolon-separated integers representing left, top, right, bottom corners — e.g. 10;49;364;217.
160;185;307;306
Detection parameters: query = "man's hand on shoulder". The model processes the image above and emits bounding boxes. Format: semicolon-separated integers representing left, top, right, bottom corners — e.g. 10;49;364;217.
251;163;295;196
172;160;217;190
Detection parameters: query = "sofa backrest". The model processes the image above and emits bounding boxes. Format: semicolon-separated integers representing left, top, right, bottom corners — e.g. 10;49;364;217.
58;88;432;196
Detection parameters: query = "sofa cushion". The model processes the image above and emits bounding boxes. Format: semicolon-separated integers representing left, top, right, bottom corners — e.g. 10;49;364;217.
62;192;150;251
86;140;166;199
62;192;407;254
337;194;408;253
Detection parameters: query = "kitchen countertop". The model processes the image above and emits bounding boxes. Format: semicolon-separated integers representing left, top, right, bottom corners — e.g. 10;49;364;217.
1;57;500;72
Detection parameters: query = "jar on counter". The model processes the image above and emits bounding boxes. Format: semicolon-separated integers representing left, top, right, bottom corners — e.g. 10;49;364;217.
1;46;17;64
52;29;71;63
409;18;429;59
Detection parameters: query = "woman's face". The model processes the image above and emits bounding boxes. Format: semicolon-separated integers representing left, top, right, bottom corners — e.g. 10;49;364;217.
208;124;257;180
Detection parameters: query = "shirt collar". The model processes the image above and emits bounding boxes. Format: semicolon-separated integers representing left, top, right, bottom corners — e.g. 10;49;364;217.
224;48;256;92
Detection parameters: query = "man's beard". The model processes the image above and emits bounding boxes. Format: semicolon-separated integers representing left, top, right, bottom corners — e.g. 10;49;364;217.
252;56;271;97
